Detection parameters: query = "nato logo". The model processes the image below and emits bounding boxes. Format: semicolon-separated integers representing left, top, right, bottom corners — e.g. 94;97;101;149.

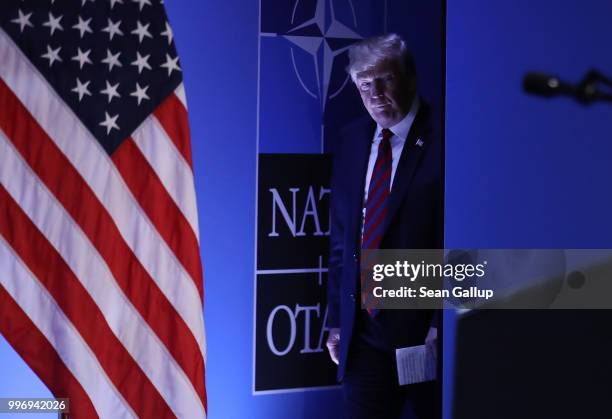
263;0;362;111
259;0;383;153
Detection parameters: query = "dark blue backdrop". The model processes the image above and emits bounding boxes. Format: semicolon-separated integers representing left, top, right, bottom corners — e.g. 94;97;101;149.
2;1;612;418
444;0;612;417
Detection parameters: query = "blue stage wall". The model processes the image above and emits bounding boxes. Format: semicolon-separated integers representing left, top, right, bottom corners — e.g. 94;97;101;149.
444;0;612;417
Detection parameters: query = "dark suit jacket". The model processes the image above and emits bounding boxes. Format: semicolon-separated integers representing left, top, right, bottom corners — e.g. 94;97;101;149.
328;102;443;380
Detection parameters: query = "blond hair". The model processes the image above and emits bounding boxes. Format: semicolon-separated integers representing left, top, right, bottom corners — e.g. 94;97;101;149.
346;33;416;82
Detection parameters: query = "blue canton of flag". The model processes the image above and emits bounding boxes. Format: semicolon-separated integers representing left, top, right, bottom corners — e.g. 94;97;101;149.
3;0;181;154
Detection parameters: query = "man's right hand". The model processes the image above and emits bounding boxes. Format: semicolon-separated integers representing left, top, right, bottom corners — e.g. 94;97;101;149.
326;328;341;365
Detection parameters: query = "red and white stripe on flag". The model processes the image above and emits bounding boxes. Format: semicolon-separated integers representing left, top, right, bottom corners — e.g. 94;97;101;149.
0;22;207;419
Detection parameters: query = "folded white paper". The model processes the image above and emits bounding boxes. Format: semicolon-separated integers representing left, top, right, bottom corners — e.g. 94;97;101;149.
395;344;436;385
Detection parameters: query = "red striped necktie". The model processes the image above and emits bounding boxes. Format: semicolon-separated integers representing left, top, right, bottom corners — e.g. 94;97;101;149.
362;128;393;250
361;128;393;315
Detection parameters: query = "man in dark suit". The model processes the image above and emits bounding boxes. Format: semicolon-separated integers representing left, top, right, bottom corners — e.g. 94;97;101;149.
326;34;443;419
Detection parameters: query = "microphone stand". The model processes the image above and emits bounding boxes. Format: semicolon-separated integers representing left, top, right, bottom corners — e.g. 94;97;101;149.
575;70;612;104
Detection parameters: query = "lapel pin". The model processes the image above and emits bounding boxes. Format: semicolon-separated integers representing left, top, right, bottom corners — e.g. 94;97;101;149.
415;138;424;147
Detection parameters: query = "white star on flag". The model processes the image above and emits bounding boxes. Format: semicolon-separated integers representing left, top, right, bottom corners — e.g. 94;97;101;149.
42;12;64;36
131;52;152;74
72;16;93;38
100;80;121;103
99;111;120;134
41;45;62;67
161;53;181;76
101;18;124;40
11;9;34;33
71;78;92;101
71;48;93;69
131;21;153;43
101;49;122;71
160;21;173;45
130;83;150;105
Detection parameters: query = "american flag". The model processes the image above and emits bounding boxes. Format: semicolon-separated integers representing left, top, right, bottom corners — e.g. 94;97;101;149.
0;0;206;417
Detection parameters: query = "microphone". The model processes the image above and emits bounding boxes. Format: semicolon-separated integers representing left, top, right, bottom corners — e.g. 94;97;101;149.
523;70;612;104
522;72;576;97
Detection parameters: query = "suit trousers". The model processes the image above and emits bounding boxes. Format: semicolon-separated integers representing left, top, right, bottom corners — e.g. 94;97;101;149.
342;333;436;419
